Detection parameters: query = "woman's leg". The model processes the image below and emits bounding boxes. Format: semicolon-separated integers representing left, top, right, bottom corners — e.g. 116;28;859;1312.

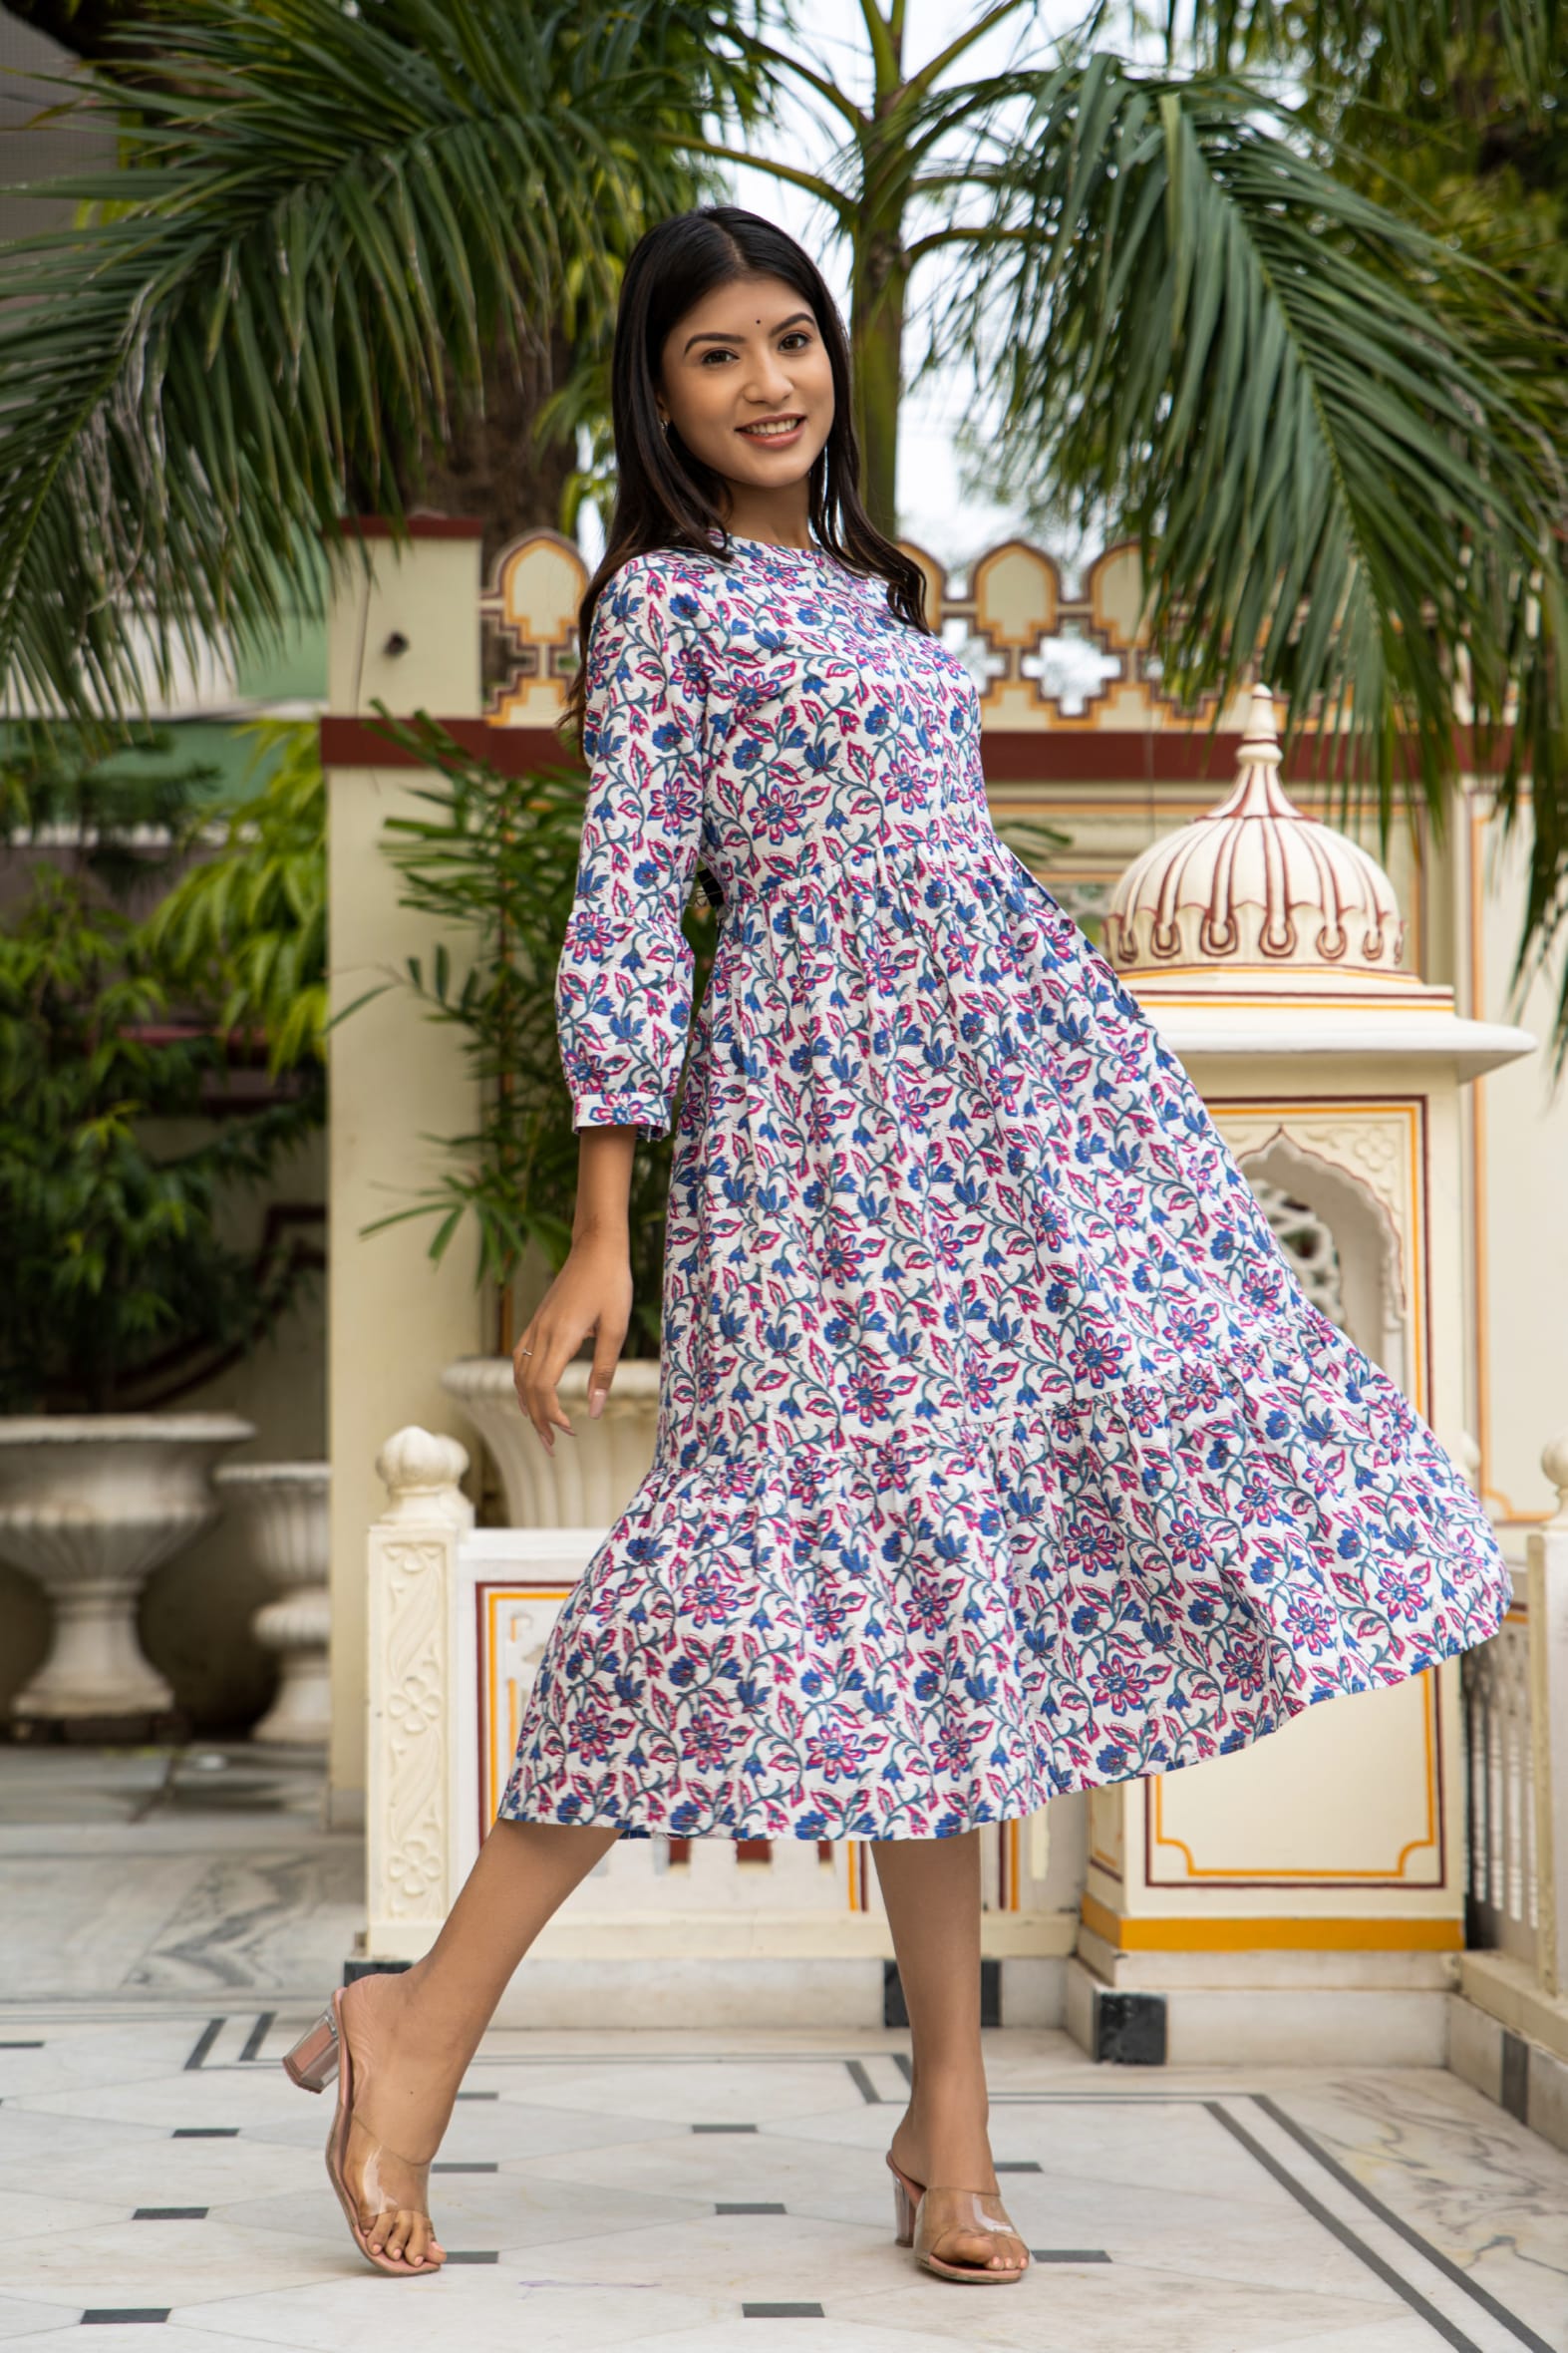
340;1818;621;2267
870;1830;1028;2272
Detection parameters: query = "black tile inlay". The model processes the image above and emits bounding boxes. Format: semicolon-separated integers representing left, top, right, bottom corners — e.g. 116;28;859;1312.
82;2313;169;2326
443;2251;499;2264
134;2207;208;2220
718;2201;786;2214
343;1958;413;1983
238;2012;274;2064
1033;2248;1111;2262
432;2162;497;2175
994;2161;1043;2173
456;2091;499;2102
0;2040;43;2049
182;2019;223;2072
171;2128;238;2139
744;2305;824;2319
980;1956;1002;2028
692;2122;757;2134
844;2059;880;2105
1094;1988;1167;2066
1501;2030;1530;2123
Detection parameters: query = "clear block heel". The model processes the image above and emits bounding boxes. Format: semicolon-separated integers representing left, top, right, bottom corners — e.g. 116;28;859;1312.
281;2009;339;2092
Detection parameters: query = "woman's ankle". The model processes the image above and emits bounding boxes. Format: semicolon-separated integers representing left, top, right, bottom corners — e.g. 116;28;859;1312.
907;2067;989;2119
388;1959;488;2077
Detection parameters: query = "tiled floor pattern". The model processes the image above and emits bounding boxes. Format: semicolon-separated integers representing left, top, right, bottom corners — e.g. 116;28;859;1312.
0;2011;1564;2352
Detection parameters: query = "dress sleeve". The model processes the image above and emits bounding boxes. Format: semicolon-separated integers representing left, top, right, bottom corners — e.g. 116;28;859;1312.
555;555;710;1141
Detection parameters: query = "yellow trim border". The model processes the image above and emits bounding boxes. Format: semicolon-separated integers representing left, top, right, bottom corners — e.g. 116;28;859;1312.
1080;1892;1461;1952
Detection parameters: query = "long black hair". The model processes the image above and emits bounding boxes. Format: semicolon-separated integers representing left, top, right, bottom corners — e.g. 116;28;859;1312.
561;204;931;745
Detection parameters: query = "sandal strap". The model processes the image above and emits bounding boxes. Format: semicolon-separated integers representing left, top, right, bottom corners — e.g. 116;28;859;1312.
914;2185;1026;2262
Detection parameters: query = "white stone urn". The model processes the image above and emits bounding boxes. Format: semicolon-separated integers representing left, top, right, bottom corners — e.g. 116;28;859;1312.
439;1355;659;1527
212;1461;331;1746
0;1415;255;1724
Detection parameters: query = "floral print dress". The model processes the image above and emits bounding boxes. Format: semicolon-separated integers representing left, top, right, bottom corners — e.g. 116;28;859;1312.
497;530;1511;1842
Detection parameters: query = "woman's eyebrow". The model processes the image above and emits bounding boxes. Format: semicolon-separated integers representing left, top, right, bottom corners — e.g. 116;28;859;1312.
682;310;814;353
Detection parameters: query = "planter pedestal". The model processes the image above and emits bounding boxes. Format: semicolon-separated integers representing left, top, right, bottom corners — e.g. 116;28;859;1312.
0;1415;255;1729
439;1356;659;1527
213;1462;331;1746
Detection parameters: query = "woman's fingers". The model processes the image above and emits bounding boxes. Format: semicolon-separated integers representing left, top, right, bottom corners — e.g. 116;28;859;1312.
588;1323;628;1418
513;1324;578;1453
512;1248;633;1450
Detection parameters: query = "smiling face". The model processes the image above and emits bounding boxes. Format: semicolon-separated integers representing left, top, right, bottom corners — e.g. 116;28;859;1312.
656;272;835;542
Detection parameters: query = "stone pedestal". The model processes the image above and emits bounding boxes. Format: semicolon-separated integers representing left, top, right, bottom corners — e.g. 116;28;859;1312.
0;1415;255;1728
214;1462;331;1746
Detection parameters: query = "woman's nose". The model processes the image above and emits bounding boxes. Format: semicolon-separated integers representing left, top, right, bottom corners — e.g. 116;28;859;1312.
743;365;796;406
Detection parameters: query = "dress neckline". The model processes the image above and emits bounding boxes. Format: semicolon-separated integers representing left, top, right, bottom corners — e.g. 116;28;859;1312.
718;530;831;562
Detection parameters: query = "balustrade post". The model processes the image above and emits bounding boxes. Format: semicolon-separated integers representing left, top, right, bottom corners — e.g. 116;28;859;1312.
1526;1436;1568;1996
365;1426;473;1963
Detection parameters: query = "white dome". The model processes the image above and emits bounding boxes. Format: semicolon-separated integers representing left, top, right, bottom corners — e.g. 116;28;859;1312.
1102;687;1405;985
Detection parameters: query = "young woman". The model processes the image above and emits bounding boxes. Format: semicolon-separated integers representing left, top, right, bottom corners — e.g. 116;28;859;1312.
284;204;1512;2286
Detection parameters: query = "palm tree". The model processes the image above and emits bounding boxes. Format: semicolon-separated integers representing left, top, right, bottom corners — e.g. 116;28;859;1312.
0;0;1563;1020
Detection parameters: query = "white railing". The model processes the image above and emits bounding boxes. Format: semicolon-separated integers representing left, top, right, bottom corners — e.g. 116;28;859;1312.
1461;1436;1568;1995
1525;1438;1568;1996
1463;1596;1536;1963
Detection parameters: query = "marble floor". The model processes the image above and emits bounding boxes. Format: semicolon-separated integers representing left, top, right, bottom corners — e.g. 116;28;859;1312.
0;1746;362;2003
2;1748;1567;2352
2;2013;1567;2351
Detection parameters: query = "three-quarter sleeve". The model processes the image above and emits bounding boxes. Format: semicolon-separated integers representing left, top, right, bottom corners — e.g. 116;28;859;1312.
556;556;709;1140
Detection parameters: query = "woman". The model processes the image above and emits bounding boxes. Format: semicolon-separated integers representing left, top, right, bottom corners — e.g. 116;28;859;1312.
284;204;1512;2286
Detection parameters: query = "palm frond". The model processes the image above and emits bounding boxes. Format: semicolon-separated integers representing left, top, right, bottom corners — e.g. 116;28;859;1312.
0;0;769;729
932;54;1566;1020
1166;0;1563;104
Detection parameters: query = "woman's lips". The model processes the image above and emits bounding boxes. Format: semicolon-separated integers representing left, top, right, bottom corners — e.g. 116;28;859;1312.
737;417;805;447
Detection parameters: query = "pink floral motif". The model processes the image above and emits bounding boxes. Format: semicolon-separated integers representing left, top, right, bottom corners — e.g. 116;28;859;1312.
498;534;1512;1843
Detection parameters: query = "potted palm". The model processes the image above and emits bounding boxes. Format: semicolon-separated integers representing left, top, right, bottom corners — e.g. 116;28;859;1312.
354;703;721;1526
0;730;323;1732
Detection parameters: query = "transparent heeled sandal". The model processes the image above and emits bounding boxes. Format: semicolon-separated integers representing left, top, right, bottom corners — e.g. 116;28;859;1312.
282;1986;445;2277
886;2150;1031;2284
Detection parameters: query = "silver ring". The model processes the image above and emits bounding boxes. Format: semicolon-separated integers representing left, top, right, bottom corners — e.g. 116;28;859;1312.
517;1347;533;1357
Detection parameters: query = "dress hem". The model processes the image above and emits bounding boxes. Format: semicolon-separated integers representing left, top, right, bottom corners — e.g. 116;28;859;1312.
493;1573;1507;1843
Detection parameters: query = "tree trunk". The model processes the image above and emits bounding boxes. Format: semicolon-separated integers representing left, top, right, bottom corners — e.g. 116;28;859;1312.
847;16;913;540
404;317;581;587
851;220;909;539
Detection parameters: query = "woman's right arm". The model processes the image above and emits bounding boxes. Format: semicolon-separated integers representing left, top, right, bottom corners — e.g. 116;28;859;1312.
514;1126;636;1453
512;556;708;1452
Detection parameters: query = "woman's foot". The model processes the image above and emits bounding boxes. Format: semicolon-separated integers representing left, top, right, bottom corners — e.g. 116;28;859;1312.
337;1969;466;2269
889;2088;1029;2275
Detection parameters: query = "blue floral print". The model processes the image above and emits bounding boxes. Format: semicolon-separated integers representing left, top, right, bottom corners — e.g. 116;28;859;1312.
498;531;1511;1841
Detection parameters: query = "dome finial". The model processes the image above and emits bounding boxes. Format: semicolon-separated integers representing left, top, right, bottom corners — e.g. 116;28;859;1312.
1102;684;1406;986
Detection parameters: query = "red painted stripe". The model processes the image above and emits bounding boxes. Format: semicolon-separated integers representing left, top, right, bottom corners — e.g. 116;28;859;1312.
320;715;1503;785
325;514;485;539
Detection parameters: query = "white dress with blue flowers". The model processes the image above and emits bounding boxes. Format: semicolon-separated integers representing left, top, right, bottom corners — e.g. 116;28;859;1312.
496;531;1511;1842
